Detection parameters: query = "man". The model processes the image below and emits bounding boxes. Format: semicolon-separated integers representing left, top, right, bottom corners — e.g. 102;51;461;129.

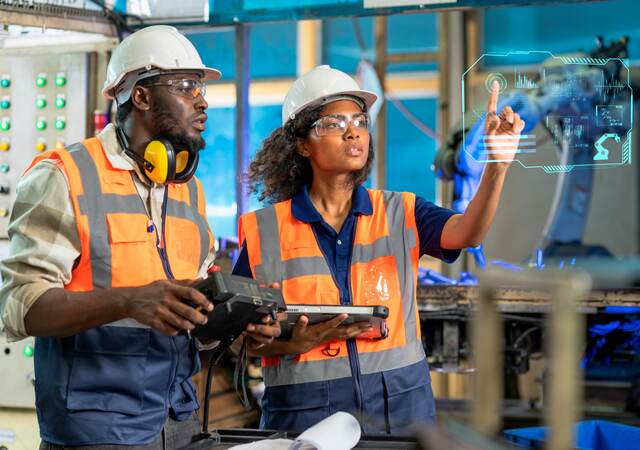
0;25;279;448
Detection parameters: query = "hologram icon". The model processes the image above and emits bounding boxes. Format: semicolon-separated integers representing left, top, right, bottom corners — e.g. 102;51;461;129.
594;133;620;161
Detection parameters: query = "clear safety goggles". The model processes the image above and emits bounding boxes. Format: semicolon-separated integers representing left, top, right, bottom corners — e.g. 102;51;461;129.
148;78;206;99
311;112;370;137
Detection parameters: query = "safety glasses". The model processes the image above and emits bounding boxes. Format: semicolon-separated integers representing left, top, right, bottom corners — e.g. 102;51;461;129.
311;112;370;137
147;78;206;99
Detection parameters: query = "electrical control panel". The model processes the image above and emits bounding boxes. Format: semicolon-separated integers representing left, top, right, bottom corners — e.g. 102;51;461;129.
0;51;89;238
0;332;36;408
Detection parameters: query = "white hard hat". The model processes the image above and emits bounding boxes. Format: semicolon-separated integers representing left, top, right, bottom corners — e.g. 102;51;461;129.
102;25;221;104
282;65;378;126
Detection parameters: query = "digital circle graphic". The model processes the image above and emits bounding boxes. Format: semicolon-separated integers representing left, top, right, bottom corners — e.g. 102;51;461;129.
485;72;507;94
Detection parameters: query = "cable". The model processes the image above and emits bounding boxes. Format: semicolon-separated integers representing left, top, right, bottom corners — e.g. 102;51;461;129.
513;326;541;349
86;0;145;39
201;336;235;435
386;92;441;142
500;313;545;324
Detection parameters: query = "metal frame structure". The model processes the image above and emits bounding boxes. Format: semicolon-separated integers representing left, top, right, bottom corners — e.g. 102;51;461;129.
473;268;591;450
0;1;117;36
234;24;251;219
156;0;602;27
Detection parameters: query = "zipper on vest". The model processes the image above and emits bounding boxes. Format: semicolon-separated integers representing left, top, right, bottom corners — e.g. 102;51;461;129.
346;274;365;422
345;224;365;422
311;226;365;422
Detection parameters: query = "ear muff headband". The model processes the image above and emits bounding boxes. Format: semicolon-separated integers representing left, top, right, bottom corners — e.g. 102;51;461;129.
175;150;189;173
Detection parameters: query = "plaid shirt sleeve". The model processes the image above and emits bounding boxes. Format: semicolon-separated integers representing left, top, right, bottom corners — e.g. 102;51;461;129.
0;160;80;342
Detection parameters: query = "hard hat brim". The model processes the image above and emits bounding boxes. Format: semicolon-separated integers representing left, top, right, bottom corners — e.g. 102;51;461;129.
201;67;223;82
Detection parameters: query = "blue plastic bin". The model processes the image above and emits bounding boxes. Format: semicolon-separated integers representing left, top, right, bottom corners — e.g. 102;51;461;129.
504;420;640;450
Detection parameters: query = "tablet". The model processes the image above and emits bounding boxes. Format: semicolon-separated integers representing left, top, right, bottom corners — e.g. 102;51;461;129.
280;304;389;340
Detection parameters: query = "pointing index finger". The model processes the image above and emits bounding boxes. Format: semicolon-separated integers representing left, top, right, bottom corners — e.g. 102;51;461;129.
487;79;499;114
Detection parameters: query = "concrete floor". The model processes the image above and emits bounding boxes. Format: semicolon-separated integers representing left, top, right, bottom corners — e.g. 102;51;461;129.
0;408;39;450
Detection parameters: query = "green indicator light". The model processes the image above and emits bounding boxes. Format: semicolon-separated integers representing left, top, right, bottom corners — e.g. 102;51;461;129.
1;119;10;131
23;345;34;357
36;119;47;131
54;118;66;130
54;96;65;108
36;76;47;87
0;78;10;89
0;99;9;109
55;74;66;87
36;97;47;109
0;163;9;173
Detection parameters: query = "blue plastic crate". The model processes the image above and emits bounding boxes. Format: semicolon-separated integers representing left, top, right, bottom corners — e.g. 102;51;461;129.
504;420;640;450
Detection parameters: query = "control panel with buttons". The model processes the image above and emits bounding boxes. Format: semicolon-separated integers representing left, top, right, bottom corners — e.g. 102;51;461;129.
0;52;90;238
0;332;36;408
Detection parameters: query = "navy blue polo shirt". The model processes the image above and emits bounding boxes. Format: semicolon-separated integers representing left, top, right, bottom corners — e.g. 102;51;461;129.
232;185;460;287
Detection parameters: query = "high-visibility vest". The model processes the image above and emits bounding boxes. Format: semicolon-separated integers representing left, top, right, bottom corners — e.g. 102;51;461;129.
26;138;213;445
238;189;424;387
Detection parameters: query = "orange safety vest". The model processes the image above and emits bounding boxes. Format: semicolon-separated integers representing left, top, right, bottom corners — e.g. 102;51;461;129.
25;137;213;290
238;189;424;387
26;138;214;443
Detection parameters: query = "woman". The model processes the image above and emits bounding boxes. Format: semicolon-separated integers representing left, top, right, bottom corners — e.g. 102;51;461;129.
234;65;524;434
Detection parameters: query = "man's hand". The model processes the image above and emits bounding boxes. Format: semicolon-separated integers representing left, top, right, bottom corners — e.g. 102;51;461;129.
244;312;285;352
287;314;373;355
124;279;213;336
484;80;526;167
244;281;285;352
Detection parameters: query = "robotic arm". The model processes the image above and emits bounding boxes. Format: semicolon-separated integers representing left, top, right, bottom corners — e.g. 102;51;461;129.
435;37;632;267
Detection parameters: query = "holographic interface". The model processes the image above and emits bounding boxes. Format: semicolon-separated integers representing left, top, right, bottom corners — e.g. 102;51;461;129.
462;51;633;173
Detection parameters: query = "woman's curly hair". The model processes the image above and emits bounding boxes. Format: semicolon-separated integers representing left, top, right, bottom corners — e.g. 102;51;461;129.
246;105;375;204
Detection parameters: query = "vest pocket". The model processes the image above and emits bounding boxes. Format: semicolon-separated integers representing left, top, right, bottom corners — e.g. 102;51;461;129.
106;214;155;244
106;214;159;286
262;382;330;432
171;379;200;419
381;359;435;433
66;326;150;415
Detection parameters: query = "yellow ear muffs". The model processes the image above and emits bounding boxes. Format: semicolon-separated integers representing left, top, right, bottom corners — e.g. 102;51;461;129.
143;140;175;184
175;151;190;174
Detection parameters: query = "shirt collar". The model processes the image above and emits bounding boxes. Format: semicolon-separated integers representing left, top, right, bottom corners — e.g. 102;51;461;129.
291;184;373;224
97;123;155;186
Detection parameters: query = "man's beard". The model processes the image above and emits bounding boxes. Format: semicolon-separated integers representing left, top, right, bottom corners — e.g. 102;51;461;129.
150;103;205;153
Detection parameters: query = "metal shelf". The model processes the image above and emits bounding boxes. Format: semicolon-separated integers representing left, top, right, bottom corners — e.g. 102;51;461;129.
0;1;115;36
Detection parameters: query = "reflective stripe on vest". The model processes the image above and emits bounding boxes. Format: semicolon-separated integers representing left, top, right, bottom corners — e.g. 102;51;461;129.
26;139;211;291
239;189;425;387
